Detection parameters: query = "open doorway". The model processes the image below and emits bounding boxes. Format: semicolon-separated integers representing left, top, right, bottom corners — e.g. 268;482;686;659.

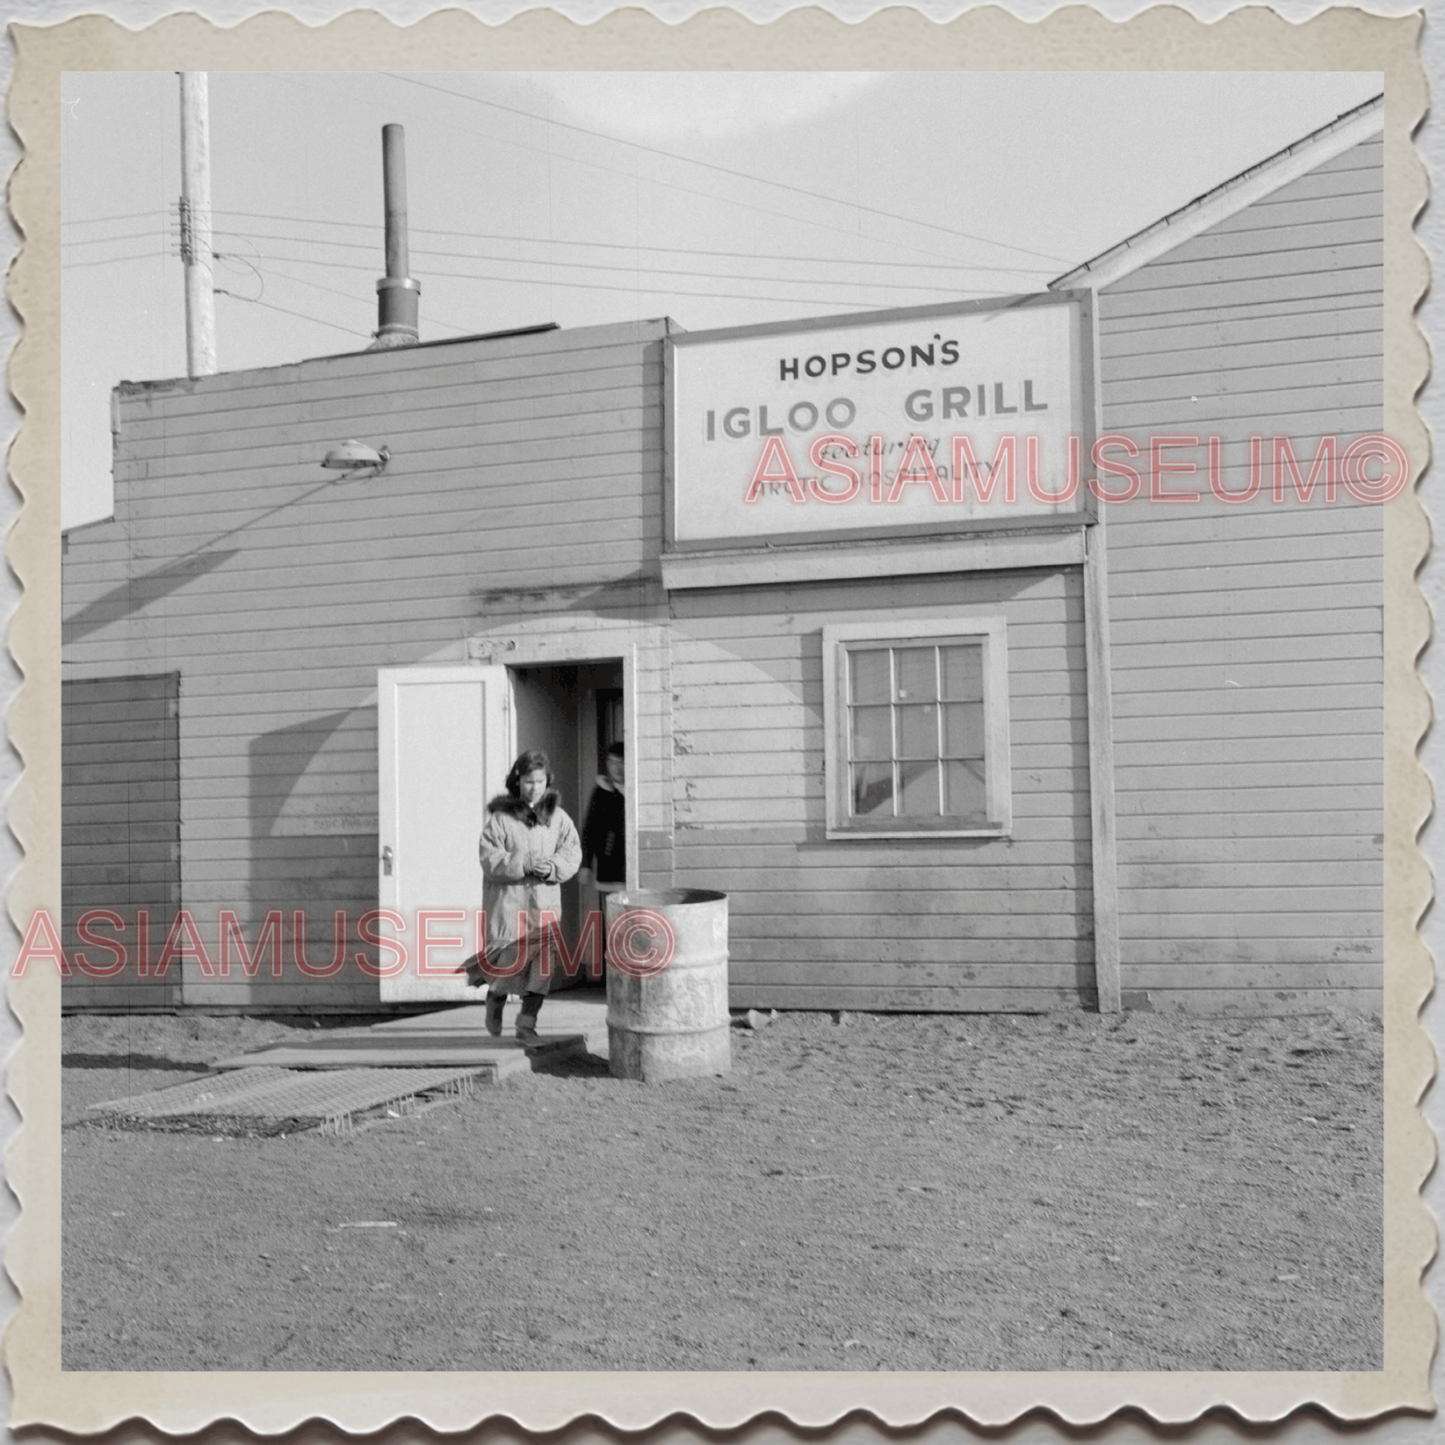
510;658;625;982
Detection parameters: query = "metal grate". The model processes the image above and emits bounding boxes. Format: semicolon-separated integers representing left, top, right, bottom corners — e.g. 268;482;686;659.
87;1066;487;1136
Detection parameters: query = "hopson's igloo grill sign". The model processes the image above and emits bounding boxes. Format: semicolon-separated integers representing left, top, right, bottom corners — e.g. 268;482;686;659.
665;293;1093;547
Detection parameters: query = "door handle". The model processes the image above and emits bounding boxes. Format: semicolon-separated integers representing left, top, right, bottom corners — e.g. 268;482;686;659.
381;845;394;876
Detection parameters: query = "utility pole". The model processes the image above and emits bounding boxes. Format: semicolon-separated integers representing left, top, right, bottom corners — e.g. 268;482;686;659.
178;72;216;377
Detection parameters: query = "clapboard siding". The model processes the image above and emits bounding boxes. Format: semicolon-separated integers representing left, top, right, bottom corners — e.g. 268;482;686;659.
1099;394;1378;433
116;331;660;407
1104;509;1379;548
119;362;657;436
118;418;665;478
671;567;1092;1009
1108;354;1381;407
1102;267;1382;319
63;538;664;616
1104;298;1382;345
1106;732;1380;767
84;497;655;557
1111;687;1378;724
1111;629;1377;669
1131;214;1381;263
1105;239;1381;293
89;480;656;537
1112;607;1381;645
110;453;658;512
116;443;662;497
63;319;672;1007
1100;299;1380;340
1097;555;1378;598
1113;808;1379;840
1111;585;1380;623
1095;136;1382;1002
1106;328;1380;380
61;673;183;1009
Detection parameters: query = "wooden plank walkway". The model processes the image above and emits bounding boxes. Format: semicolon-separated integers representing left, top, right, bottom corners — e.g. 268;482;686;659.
211;990;609;1072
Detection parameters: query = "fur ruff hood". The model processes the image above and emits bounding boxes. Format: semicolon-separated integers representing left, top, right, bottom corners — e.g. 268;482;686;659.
488;789;561;826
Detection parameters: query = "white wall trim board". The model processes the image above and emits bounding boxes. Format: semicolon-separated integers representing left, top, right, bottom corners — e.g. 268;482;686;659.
661;528;1087;591
466;619;672;892
820;616;1012;840
1083;524;1121;1015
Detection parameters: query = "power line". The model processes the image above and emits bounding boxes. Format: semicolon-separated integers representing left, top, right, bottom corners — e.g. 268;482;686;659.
250;247;984;310
259;257;475;336
222;230;1019;297
264;71;1060;273
229;262;903;341
266;248;998;299
58;149;1072;274
58;225;1013;304
63;201;1062;286
205;220;1045;295
65;228;176;248
384;73;1075;267
215;290;371;339
64;218;1052;295
205;209;1058;276
62;249;172;270
62;208;166;229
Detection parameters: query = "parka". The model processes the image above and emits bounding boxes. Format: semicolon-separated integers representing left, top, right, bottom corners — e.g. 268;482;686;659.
476;789;583;995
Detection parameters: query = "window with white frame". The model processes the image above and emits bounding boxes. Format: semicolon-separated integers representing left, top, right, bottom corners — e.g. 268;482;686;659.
822;618;1011;838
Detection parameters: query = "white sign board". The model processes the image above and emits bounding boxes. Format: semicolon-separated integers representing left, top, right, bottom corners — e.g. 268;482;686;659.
668;296;1090;546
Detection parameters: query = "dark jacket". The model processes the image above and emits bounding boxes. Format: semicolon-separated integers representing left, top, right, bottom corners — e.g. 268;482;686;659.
581;776;626;884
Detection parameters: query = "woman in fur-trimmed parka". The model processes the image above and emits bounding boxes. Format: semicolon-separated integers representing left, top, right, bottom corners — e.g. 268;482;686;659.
471;749;582;1042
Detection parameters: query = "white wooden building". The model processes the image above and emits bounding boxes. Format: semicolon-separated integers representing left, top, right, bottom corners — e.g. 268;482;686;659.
60;96;1385;1014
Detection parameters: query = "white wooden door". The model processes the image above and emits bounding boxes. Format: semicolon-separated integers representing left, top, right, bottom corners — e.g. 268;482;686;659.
377;666;512;1002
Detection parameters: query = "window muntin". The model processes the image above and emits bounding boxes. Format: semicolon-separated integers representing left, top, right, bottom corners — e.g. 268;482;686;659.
846;640;988;823
824;619;1009;838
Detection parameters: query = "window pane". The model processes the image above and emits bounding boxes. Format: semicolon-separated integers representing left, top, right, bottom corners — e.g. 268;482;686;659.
897;703;939;759
898;759;939;816
940;644;984;702
850;705;893;762
852;762;893;817
895;648;937;702
943;759;987;819
850;650;891;705
942;702;985;758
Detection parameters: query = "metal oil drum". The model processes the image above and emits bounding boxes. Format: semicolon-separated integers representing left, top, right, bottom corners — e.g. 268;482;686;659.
604;889;730;1080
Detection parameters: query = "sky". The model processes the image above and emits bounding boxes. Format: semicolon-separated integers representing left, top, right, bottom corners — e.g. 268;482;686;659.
60;69;1383;528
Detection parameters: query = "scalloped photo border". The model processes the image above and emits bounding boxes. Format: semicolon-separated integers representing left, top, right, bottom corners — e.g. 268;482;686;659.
4;4;1433;1433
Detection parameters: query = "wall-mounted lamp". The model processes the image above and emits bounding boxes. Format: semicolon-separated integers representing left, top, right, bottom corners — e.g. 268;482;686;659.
321;440;390;478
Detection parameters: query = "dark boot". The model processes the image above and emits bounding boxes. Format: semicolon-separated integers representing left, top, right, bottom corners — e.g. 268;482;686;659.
484;989;506;1038
516;993;544;1043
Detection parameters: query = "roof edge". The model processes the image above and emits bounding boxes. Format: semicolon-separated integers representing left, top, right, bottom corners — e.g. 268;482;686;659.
113;315;677;397
1048;93;1383;294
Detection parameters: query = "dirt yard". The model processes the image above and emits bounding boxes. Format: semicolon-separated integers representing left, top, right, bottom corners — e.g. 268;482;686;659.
61;1006;1382;1373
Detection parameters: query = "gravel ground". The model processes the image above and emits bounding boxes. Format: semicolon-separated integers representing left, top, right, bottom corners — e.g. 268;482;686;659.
61;1006;1383;1372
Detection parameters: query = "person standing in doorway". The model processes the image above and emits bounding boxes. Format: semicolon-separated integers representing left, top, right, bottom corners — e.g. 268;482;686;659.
470;749;582;1043
580;742;626;977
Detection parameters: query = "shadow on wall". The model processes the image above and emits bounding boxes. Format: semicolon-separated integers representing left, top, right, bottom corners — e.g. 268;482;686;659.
471;569;659;622
248;711;378;938
65;476;352;647
63;549;240;646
